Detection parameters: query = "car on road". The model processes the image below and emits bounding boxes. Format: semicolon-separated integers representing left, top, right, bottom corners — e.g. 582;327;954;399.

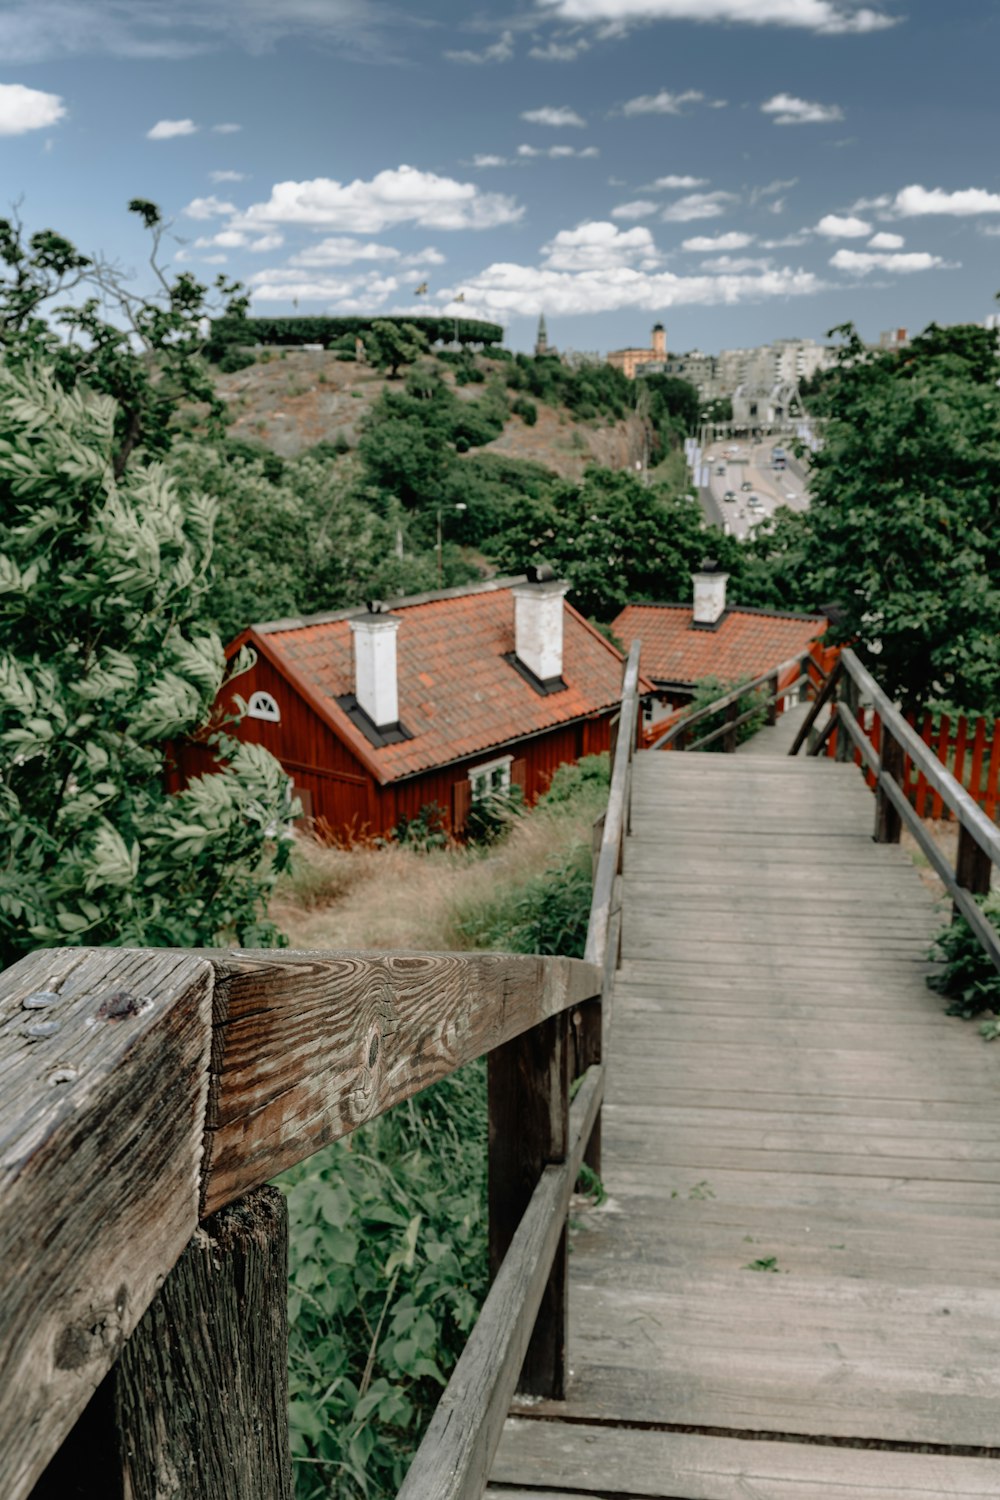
715;463;726;475
740;480;753;491
746;494;764;511
723;490;736;502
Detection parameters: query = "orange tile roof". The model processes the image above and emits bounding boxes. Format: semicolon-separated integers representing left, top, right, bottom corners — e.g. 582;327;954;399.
243;578;627;784
612;603;827;688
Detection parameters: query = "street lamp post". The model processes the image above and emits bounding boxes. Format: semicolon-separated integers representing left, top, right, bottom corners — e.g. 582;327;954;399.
437;502;467;588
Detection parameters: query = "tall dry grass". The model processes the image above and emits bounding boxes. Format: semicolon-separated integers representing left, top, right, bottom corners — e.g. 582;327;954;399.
270;766;607;953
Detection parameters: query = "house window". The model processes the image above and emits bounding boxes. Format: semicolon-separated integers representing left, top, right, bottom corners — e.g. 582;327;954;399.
468;755;513;802
247;691;281;723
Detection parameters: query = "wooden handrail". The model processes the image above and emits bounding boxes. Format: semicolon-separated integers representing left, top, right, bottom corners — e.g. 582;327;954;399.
790;647;1000;978
648;651;808;751
585;640;640;969
1;650;641;1500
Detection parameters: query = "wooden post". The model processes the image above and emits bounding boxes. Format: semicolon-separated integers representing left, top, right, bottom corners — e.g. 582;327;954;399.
836;673;860;763
874;727;904;844
723;699;740;753
572;995;603;1177
766;671;779;726
954;823;993;923
488;1012;570;1398
29;1187;293;1500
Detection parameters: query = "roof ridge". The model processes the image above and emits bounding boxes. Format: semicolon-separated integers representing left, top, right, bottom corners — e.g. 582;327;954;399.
618;600;828;624
253;573;530;635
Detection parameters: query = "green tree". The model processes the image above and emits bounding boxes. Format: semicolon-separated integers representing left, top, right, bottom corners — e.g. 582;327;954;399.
802;322;1000;712
363;319;430;379
0;363;292;967
485;467;714;621
0;200;249;476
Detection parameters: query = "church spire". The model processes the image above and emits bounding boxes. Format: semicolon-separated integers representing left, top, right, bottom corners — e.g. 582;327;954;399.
535;313;549;357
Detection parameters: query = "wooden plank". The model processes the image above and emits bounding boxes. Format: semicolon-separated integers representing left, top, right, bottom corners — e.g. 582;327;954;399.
201;949;599;1216
398;1066;603;1500
492;1420;1000;1498
0;947;213;1500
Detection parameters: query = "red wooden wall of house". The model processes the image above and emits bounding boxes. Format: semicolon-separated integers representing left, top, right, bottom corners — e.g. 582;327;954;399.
170;647;618;842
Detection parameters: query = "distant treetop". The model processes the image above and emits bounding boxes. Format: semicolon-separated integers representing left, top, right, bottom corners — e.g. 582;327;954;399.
208;313;504;359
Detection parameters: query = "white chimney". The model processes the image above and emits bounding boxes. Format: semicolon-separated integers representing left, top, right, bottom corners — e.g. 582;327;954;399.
350;609;400;727
691;559;729;626
512;570;570;684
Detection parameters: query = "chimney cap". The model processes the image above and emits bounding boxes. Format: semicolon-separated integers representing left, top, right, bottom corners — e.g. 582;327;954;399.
526;562;557;584
697;556;726;575
366;599;390;614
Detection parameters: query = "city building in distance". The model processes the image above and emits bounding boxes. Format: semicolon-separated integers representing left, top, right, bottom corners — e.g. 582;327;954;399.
606;322;667;380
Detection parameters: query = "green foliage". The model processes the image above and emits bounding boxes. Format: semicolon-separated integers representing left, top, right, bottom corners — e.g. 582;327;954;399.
363;321;430;380
281;1063;488;1499
927;890;1000;1021
641;373;701;438
464;783;524;847
210;314;504;354
796;322;1000;713
505;353;633;423
391;803;450;852
512;396;538;425
681;675;768;750
0;201;249;476
484;466;715;621
458;838;593;955
0;363;292;966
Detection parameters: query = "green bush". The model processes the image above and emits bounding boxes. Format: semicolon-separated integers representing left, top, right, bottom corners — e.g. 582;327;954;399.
392;803;450;851
928;890;1000;1024
512;396;537;426
681;675;768;750
280;1064;488;1498
217;346;257;374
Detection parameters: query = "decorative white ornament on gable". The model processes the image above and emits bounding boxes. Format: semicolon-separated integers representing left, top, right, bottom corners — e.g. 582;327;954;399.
247;691;281;723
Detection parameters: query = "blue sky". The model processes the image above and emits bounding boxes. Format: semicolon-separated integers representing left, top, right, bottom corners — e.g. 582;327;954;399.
1;0;998;355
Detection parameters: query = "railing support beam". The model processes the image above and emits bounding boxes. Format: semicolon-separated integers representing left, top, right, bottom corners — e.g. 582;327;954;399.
956;823;993;911
874;727;904;844
29;1186;292;1500
488;1011;570;1399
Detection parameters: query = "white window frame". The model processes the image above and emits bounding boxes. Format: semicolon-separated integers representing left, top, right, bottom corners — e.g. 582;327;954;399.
468;754;513;803
247;690;281;723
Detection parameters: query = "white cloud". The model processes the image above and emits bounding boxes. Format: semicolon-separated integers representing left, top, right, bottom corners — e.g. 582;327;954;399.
517;142;598;158
445;30;514;63
648;174;708;189
238;165;523;233
661;190;738;222
0;0;402;63
247;232;284;252
681;230;753;251
815;212;871;237
473;154;508;167
980;225;1000;238
891;184;1000;217
534;0;896;35
762;93;843;125
760;232;810;247
612;199;658;219
194;229;284;251
620;88;706;115
210;169;248;182
401;247;446;267
200;253;228;264
529;37;590;58
542;220;660;270
438;259;826;319
0;82;65;134
183;194;237;219
868;230;903;249
248;269;402;310
700;255;774;272
521;104;586;127
830;248;949;275
147;117;198;139
290;237;401;267
213;122;241;133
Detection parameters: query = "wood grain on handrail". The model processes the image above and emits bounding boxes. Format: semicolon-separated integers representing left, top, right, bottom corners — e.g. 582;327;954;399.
202;949;600;1216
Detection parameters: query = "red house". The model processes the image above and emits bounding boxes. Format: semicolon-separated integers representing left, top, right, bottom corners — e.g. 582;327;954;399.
181;573;627;840
612;562;833;739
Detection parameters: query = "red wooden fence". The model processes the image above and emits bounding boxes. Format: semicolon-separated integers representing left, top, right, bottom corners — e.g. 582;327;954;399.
828;708;1000;823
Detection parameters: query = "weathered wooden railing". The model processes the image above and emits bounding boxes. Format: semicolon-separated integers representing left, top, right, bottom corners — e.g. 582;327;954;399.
647;649;822;753
0;645;641;1500
790;647;1000;975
